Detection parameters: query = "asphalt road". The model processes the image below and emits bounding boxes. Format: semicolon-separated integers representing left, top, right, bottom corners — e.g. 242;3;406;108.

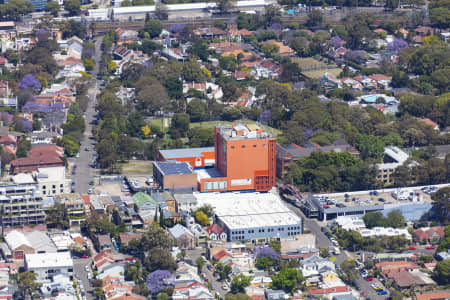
284;202;386;300
185;248;227;299
72;38;102;194
74;258;94;300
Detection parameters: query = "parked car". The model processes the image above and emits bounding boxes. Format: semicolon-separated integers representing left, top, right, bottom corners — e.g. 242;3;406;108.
222;284;228;290
365;277;373;282
409;246;416;250
378;290;388;295
426;246;435;250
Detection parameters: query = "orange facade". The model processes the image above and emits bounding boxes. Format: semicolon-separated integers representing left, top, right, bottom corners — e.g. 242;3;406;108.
199;126;276;192
157;148;215;168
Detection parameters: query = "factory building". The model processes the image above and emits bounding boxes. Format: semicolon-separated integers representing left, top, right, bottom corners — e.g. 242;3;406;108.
157;147;215;169
198;124;276;192
153;124;276;193
194;191;303;243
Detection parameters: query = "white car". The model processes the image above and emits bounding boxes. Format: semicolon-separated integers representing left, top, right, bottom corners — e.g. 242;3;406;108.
85;266;89;272
222;284;228;290
88;189;93;194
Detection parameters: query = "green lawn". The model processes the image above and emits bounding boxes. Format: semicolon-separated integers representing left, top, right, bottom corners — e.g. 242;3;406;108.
303;68;343;79
118;160;153;175
190;119;282;136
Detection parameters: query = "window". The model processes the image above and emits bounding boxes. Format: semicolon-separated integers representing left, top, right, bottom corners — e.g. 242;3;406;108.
242;145;246;148
42;185;46;189
52;185;56;189
253;144;257;148
231;146;235;149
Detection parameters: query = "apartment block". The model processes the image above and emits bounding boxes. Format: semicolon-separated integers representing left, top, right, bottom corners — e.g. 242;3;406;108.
0;184;45;227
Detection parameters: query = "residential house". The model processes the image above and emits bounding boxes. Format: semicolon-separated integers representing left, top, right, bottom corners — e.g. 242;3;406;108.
417;118;440;131
413;290;450;300
168;224;195;249
413;227;445;244
276;139;359;178
172;281;214;299
182;82;223;100
264;289;288;300
262;40;295;57
206;224;227;241
252;59;282;79
119;232;143;248
0;134;17;155
309;286;353;298
388;270;436;289
367;74;392;89
300;255;335;277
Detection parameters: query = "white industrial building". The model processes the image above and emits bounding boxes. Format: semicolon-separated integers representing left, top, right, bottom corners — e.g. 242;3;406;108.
194;191;302;242
110;0;273;21
25;252;73;283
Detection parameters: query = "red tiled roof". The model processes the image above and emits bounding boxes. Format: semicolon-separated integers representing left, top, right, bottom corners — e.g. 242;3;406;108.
213;249;231;261
368;74;392;81
0;134;16;144
414;229;430;240
414;290;450;300
81;194;90;205
239;29;253;36
57;57;82;67
432;226;445;237
206;224;224;235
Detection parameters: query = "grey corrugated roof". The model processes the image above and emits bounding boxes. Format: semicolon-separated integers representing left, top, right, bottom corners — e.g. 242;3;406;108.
168;224;193;239
159;147;214;159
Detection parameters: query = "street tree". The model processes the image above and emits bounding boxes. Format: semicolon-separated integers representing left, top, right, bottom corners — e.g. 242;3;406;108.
270;267;304;294
45;1;60;16
64;0;81;15
230;274;252;293
216;0;236;13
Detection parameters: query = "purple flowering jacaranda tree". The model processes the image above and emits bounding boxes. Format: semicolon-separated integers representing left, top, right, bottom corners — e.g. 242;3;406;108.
19;74;41;91
255;247;280;259
146;270;174;294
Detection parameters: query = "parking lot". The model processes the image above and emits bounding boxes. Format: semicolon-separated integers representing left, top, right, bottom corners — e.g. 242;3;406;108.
329;188;433;209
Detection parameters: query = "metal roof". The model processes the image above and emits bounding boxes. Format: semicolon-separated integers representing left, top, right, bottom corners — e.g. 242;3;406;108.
159;147;214;159
155;161;193;175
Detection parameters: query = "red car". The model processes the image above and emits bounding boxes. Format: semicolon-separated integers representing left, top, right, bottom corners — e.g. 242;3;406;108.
409;246;416;250
323;205;330;209
81;255;89;258
426;246;435;250
365;277;373;282
361;292;365;295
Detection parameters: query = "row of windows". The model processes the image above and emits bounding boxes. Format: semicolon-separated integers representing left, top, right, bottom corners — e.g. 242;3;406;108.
232;226;301;235
42;184;64;189
230;144;267;149
288;232;300;236
204;180;227;191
